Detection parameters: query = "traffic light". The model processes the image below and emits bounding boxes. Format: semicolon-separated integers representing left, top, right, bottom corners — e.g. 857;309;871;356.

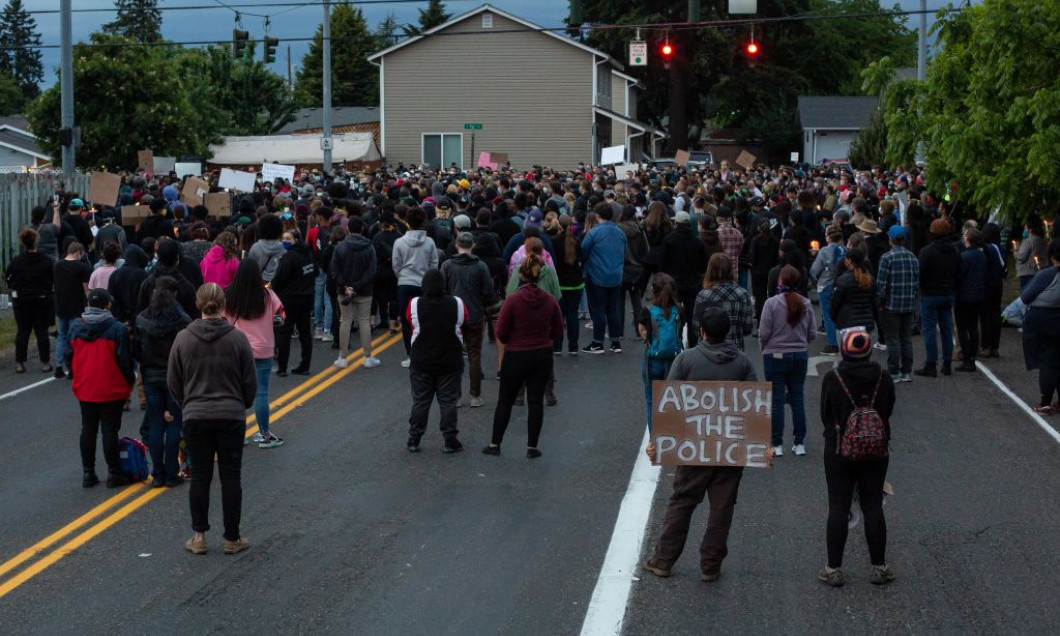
746;39;760;66
232;29;249;60
660;41;674;69
264;37;279;64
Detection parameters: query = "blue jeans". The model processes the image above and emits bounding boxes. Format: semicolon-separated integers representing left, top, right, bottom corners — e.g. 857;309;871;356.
738;265;750;292
920;296;954;364
556;289;582;352
763;351;808;446
314;271;332;332
642;356;675;431
254;358;272;435
144;382;182;480
586;282;622;344
818;286;837;347
56;315;72;370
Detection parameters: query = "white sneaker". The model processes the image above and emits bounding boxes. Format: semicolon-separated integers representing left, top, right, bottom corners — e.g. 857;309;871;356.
333;356;348;369
792;444;807;456
320;332;334;342
252;432;266;443
874;343;888;351
470;396;485;408
772;445;784;458
363;356;381;368
401;358;411;368
314;328;324;340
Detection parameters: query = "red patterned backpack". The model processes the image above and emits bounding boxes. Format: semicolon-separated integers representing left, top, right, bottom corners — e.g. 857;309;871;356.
835;371;889;460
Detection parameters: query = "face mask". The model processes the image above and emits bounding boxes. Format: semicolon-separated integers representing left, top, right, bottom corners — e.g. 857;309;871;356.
1023;230;1029;239
282;241;294;250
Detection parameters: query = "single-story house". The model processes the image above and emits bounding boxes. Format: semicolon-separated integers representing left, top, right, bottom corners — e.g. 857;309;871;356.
367;4;665;170
797;96;878;165
0;115;50;172
275;106;381;149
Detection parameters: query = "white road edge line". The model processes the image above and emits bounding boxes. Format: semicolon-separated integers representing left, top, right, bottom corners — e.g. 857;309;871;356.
580;427;662;636
0;377;55;403
976;360;1060;445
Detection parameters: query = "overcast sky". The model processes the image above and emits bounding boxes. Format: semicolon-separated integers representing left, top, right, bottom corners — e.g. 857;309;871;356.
27;0;938;86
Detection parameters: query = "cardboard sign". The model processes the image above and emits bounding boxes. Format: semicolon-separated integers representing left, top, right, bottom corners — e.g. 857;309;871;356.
137;149;154;173
476;151;498;171
735;150;757;171
120;204;152;223
175;162;201;178
261;162;296;183
218;167;257;193
790;151;800;163
491;152;509;166
616;164;639;180
674;149;691;166
600;145;625;166
651;381;772;467
180;177;210;207
87;171;122;207
153;156;176;174
204;192;231;217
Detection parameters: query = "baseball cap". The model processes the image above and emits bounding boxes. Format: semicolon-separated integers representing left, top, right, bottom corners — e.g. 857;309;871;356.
888;225;907;241
674;211;692;225
453;214;472;229
69;198;84;209
525;210;544;228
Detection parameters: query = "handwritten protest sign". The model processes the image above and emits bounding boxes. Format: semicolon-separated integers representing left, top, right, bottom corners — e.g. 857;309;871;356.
153;156;176;174
175;162;201;178
600;145;625;166
674;149;691;166
261;163;296;183
87;171;122;207
120;204;152;223
218;167;256;192
651;381;772;467
491;152;509;166
180;177;210;207
476;151;498;171
204;192;231;218
137;149;154;173
735;150;757;171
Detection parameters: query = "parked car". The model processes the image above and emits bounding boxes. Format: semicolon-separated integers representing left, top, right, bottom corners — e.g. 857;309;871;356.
686;151;714;169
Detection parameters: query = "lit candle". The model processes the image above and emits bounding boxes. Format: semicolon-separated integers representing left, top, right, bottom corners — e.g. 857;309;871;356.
811;240;820;251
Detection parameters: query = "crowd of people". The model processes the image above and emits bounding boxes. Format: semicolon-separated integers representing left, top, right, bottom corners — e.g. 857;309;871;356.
2;158;1057;561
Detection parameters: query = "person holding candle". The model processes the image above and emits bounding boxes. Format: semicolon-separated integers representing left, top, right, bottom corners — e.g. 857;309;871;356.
1016;215;1048;291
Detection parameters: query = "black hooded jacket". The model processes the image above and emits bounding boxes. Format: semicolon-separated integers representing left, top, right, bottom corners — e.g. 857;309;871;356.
272;242;317;302
107;244;150;323
133;307;191;384
918;236;962;297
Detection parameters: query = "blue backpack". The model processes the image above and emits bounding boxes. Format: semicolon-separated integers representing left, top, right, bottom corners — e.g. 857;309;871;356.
647;305;683;359
118;437;149;481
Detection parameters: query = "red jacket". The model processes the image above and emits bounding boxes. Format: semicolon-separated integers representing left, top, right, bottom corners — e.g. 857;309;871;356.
496;284;563;352
66;309;134;403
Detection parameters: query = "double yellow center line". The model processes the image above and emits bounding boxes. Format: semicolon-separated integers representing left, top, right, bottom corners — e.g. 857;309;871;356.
0;330;403;599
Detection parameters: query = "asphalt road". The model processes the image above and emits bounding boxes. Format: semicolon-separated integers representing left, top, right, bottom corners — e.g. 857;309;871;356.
0;317;1057;635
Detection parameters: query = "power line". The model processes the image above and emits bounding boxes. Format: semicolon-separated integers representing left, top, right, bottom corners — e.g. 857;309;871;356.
11;0;495;16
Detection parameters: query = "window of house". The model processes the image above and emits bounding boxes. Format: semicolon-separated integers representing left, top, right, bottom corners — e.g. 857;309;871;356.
482;13;493;28
422;133;463;169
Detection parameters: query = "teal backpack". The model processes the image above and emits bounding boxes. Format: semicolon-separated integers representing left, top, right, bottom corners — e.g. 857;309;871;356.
647;305;683;359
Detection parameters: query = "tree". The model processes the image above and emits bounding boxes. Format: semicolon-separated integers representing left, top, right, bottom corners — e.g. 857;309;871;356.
0;70;23;116
0;0;42;104
376;12;400;48
294;2;379;108
571;0;915;160
403;0;451;37
27;34;214;168
885;0;1060;221
103;0;162;44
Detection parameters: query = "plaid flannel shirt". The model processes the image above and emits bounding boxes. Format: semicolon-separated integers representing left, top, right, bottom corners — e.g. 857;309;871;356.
694;282;755;350
877;246;919;313
718;222;744;279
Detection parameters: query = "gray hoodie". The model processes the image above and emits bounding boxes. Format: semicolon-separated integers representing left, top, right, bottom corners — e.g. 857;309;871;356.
168;318;257;422
248;239;286;282
392;229;440;287
667;341;758;383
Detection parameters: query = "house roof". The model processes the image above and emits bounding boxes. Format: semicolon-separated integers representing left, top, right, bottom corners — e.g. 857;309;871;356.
593;107;666;138
0;122;45;159
367;4;620;69
275;107;380;134
797;96;878;131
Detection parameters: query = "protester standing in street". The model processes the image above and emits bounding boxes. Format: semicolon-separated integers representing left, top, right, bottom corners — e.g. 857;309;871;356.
1021;240;1060;414
133;277;191;488
694;253;754;351
247;213;286;283
53;242;92;379
331;217;379;369
169;283;256;555
580;203;627;354
759;266;815;458
810;225;846;355
1016;216;1048;291
4;229;54;374
830;248;878;333
916;219;962;377
954;228;986;373
818;327;897;587
393;206;439;367
637;273;683;430
876;225;919;382
200;231;241;289
661;211;709;348
441;232;496;408
66;289;135;489
225;259;284;448
405;269;468;453
978;223;1006;359
271;230;316;376
642;307;765;582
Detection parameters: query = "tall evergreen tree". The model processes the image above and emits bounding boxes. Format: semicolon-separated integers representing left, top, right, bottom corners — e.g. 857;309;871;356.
0;0;42;103
294;2;379;108
376;12;400;48
103;0;163;44
403;0;451;37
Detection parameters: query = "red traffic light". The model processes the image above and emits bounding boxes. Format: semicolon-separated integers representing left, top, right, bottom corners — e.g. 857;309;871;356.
661;43;673;57
746;42;759;55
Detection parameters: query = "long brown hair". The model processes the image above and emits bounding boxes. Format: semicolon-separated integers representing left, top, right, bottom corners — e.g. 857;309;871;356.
847;248;873;290
560;215;578;267
647;272;681;319
779;265;805;326
702;253;733;289
519;251;544;283
644;201;671;234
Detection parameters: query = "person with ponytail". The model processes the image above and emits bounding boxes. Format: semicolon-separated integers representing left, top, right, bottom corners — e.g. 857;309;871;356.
758;266;816;457
637;273;683;430
484;251;563;459
830;248;878;333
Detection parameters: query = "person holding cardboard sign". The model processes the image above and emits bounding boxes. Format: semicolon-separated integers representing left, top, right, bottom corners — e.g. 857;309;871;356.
643;306;770;582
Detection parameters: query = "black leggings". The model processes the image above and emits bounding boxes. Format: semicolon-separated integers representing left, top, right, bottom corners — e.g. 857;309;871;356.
184;418;244;541
276;297;313;372
13;297;52;364
954;301;982;362
491;348;553;448
824;451;888;568
980;284;1003;351
79;400;124;475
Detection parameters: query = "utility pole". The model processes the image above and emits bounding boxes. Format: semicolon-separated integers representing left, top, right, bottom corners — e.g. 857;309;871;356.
322;0;333;172
917;0;926;81
287;45;293;89
59;0;75;173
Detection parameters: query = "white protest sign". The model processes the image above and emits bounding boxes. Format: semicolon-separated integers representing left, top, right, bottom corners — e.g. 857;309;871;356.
600;145;625;166
174;162;201;178
153;156;176;174
219;167;257;193
616;164;640;180
261;163;296;183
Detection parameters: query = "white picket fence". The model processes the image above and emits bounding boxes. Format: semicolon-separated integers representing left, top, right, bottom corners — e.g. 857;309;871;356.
0;172;92;273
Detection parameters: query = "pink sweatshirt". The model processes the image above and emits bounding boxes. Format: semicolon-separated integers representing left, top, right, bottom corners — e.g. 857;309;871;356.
225;289;283;360
200;245;240;289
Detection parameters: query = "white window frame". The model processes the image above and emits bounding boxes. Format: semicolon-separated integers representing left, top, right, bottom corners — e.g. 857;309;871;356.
482;13;493;28
421;132;464;170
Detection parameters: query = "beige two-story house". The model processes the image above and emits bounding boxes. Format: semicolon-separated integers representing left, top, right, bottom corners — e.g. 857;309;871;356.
368;4;665;170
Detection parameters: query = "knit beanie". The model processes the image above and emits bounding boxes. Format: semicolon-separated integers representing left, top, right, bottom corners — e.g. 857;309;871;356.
839;327;872;361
